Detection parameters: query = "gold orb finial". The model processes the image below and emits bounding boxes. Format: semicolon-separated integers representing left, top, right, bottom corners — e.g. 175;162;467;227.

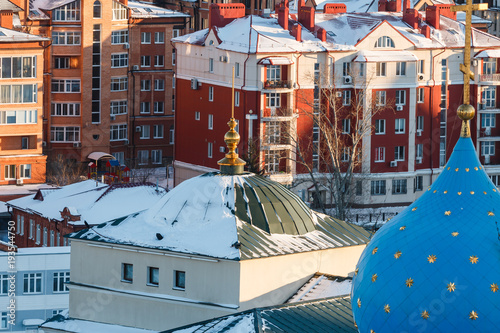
457;104;475;138
218;117;246;174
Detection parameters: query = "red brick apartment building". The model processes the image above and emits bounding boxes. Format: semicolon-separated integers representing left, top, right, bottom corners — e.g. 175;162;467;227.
173;1;500;208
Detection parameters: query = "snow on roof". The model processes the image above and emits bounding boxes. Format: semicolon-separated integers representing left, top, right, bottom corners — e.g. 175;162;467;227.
475;49;500;58
0;25;49;42
128;0;189;19
287;274;352;303
0;246;70;255
7;180;167;226
353;49;418;62
42;314;157;333
0;0;22;12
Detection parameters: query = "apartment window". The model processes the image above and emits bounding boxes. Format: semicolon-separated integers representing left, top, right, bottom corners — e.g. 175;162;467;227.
0;56;37;79
141;80;151;91
155;32;164;44
172;95;175;112
36;224;40;244
23;273;42;294
174;270;185;290
172;29;180;38
375;36;395;48
54;57;70;69
395;90;406;105
395;146;405;161
29;219;34;239
0;84;37;103
375;147;385;162
266;121;280;144
22;137;28;149
154;55;164;67
265;92;280;108
376;62;386;76
122;263;133;283
414;176;424;191
110;101;127;115
172;49;176;65
4;165;14;180
209;58;214;73
110;77;127;91
371;180;386;195
148;267;159;286
341;147;350;162
93;0;101;18
50;230;54;246
342;119;350;134
0;275;8;295
111;53;128;68
392;179;407;194
416;143;423;162
418;59;425;74
482;141;495;156
110;124;127;141
343;90;351;105
482;113;496;128
375;91;386;106
138;150;149;164
153;124;163;139
53;0;80;21
53;272;70;292
208;142;213;158
20;164;31;179
265;150;280;173
140;125;150;139
209;86;214;101
140;102;150;114
396;62;406;76
141;56;151;67
52;31;81;45
417;87;424;103
208;114;213;130
50;126;80;142
51;103;80;116
395;119;405;134
141;32;151;44
51;79;80;93
195;111;200;120
342;62;350;76
169;126;174;144
417;116;424;132
267;65;281;81
43;227;47;246
111;30;128;44
154;102;164;114
235;62;240;77
359;63;365;76
375;119;386;134
0;312;6;329
154;79;165;91
152;150;162;164
112;0;127;20
483;58;496;75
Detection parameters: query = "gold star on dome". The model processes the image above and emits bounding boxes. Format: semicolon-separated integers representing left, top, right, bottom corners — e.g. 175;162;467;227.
475;167;479;171
469;311;478;320
384;304;391;313
427;187;431;191
484;191;487;195
412;207;418;211
470;191;474;195
455;168;459;172
372;247;378;255
445;211;451;216
370;330;375;333
447;282;456;292
491;283;499;293
406;278;414;288
400;226;406;230
444;190;448;194
427;255;437;263
421;310;430;320
480;166;483;170
372;274;378;282
452;231;459;237
469;256;478;264
458;192;462;195
493;188;497;192
466;168;470;172
357;298;361;308
447;167;450;170
488;211;495;216
355;268;359;275
433;190;437;193
394;251;402;259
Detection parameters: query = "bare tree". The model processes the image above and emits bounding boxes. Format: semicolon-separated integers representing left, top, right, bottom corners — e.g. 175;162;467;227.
46;155;86;186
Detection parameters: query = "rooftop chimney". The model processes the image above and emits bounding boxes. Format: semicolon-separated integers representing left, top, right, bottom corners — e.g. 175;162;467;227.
425;5;440;29
277;0;289;30
0;11;13;30
318;27;326;42
403;8;419;29
378;0;387;11
386;0;401;12
208;4;246;29
298;3;315;31
324;3;347;14
434;4;456;20
403;0;410;12
421;24;431;38
292;23;302;41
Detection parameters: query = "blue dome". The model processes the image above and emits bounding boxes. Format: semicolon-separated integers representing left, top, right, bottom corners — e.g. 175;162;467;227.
351;137;500;332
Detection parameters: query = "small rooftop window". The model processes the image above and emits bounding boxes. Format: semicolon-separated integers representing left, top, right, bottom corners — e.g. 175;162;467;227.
145;8;153;12
31;10;40;15
327;31;336;37
375;36;395;48
132;8;140;12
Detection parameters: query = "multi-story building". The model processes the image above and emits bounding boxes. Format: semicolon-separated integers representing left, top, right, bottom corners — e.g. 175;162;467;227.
0;5;48;185
17;0;188;168
173;1;500;211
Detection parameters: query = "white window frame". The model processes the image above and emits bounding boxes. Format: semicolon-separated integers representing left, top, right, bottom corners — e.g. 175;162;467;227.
140;125;150;139
154;79;164;91
154;55;164;67
209;58;214;73
376;91;386;106
154;32;164;44
195;111;200;120
417;87;424;103
111;30;128;44
482;141;495;156
395;90;406;105
141;56;151;67
208;142;213;158
396;62;406;76
343;90;351;106
53;272;70;293
395;118;405;134
235;91;240;107
395;146;405;161
141;32;151;44
154;101;164;114
147;267;159;286
392;179;407;194
208;114;213;130
110;124;127;141
376;62;386;77
151;150;162;165
138;150;148;165
111;53;128;68
375;147;385;162
140;80;151;91
110;77;128;91
121;263;133;283
153;124;163;139
371;180;386;195
20;164;31;179
375;119;385;134
110;100;127;115
482;113;496;128
208;86;214;102
23;273;42;294
342;118;350;134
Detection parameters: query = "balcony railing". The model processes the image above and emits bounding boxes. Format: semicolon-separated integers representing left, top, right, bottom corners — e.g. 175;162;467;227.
264;80;292;89
262;108;294;118
479;74;500;82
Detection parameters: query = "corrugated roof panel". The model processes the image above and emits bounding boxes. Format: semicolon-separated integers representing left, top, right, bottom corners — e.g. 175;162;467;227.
242;183;269;233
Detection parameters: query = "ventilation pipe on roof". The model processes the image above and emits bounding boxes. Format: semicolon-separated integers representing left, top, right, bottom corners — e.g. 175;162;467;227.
403;8;419;29
323;3;347;14
208;4;246;29
298;1;315;31
425;6;440;29
318;28;326;42
277;0;289;30
421;24;431;38
292;23;302;41
386;0;401;12
0;11;13;30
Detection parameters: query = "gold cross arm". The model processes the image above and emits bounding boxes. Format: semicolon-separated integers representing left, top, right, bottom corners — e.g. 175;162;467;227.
451;3;488;12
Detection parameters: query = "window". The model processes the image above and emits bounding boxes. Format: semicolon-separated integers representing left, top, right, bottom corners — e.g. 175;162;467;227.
172;49;176;65
371;180;386;195
147;267;159;286
0;84;37;103
140;102;150;114
392;179;407;194
50;126;80;142
172;94;175;112
110;77;127;91
112;0;127;20
208;142;213;158
153;124;163;138
359;62;365;77
54;57;70;69
110;101;127;115
395;146;405;161
141;56;151;67
52;31;81;45
417;116;424;131
417;87;424;103
0;275;8;295
395;90;406;105
235;62;240;77
140;80;151;91
376;62;386;76
111;53;128;68
482;113;496;128
265;150;280;173
29;219;34;239
265;93;280;108
4;165;14;179
53;0;80;21
342;62;350;76
22;137;28;149
1;312;6;329
343;90;351;105
112;152;124;165
93;0;101;18
172;29;180;38
0;110;37;125
266;121;280;144
53;272;70;292
208;114;213;130
20;164;31;179
23;273;42;294
414;176;423;191
375;147;385;162
140;125;150;139
483;58;496;75
111;30;128;44
169;126;174;144
375;36;395;48
356;181;362;196
195;111;200;120
43;227;47;246
209;58;214;73
395;119;405;134
396;62;406;76
209;86;214;101
50;230;54;246
110;124;127;141
36;224;40;244
154;32;164;44
174;270;185;290
418;59;425;74
154;55;164;67
154;79;164;91
235;91;240;107
0;56;37;78
341;147;350;162
122;264;133;283
482;141;495;156
151;150;162;164
482;87;496;109
375;91;386;106
51;79;80;93
375;119;386;134
154;102;164;113
267;65;281;80
416;144;423;162
138;150;149;164
51;103;80;116
342;119;350;134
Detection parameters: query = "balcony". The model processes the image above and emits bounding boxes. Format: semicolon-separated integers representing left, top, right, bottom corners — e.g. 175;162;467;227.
264;80;292;90
262;108;294;119
478;74;500;83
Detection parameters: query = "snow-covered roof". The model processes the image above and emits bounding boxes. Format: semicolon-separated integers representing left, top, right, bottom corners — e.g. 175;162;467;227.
0;25;48;42
70;173;370;260
0;0;22;12
7;180;167;226
475;49;500;58
128;0;190;19
287;274;352;303
353;49;418;62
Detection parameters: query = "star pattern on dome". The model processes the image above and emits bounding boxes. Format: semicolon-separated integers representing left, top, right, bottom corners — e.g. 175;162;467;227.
469;311;478;320
470;191;474;195
372;247;378;255
400;226;406;230
394;251;402;259
458;192;462;195
357;298;361;308
455;168;459;172
372;274;378;282
427;254;437;263
433;190;437;193
447;166;450;170
370;330;375;333
488;211;495;216
466;168;470;172
384;304;390;313
447;282;456;292
412;207;418;211
355;268;359;275
452;231;459;237
445;211;451;216
444;190;448;194
493;188;496;192
491;283;499;293
484;191;487;195
406;278;414;288
470;256;478;264
475;167;479;171
421;310;430;320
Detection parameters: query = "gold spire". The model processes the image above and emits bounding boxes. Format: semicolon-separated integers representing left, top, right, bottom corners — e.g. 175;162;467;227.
451;0;488;138
218;67;246;174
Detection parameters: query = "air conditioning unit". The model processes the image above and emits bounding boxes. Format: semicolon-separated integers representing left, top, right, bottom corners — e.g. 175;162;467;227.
219;146;226;153
485;155;491;165
191;78;198;90
133;65;139;70
343;75;352;84
390;160;398;167
16;179;23;186
136;126;142;132
42;141;47;147
73;142;81;148
416;157;423;164
396;105;403;111
418;74;424;81
110;115;116;121
335;91;342;98
417;129;423;136
123;43;130;49
219;55;228;62
485;127;492;136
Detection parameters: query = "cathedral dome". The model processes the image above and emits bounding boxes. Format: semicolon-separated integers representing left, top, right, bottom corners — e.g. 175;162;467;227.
351;137;500;331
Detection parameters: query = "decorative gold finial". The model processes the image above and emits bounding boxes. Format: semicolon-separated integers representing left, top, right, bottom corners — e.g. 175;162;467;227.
457;104;475;138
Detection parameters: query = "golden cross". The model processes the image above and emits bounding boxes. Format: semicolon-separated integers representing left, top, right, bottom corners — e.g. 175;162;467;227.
451;0;488;105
